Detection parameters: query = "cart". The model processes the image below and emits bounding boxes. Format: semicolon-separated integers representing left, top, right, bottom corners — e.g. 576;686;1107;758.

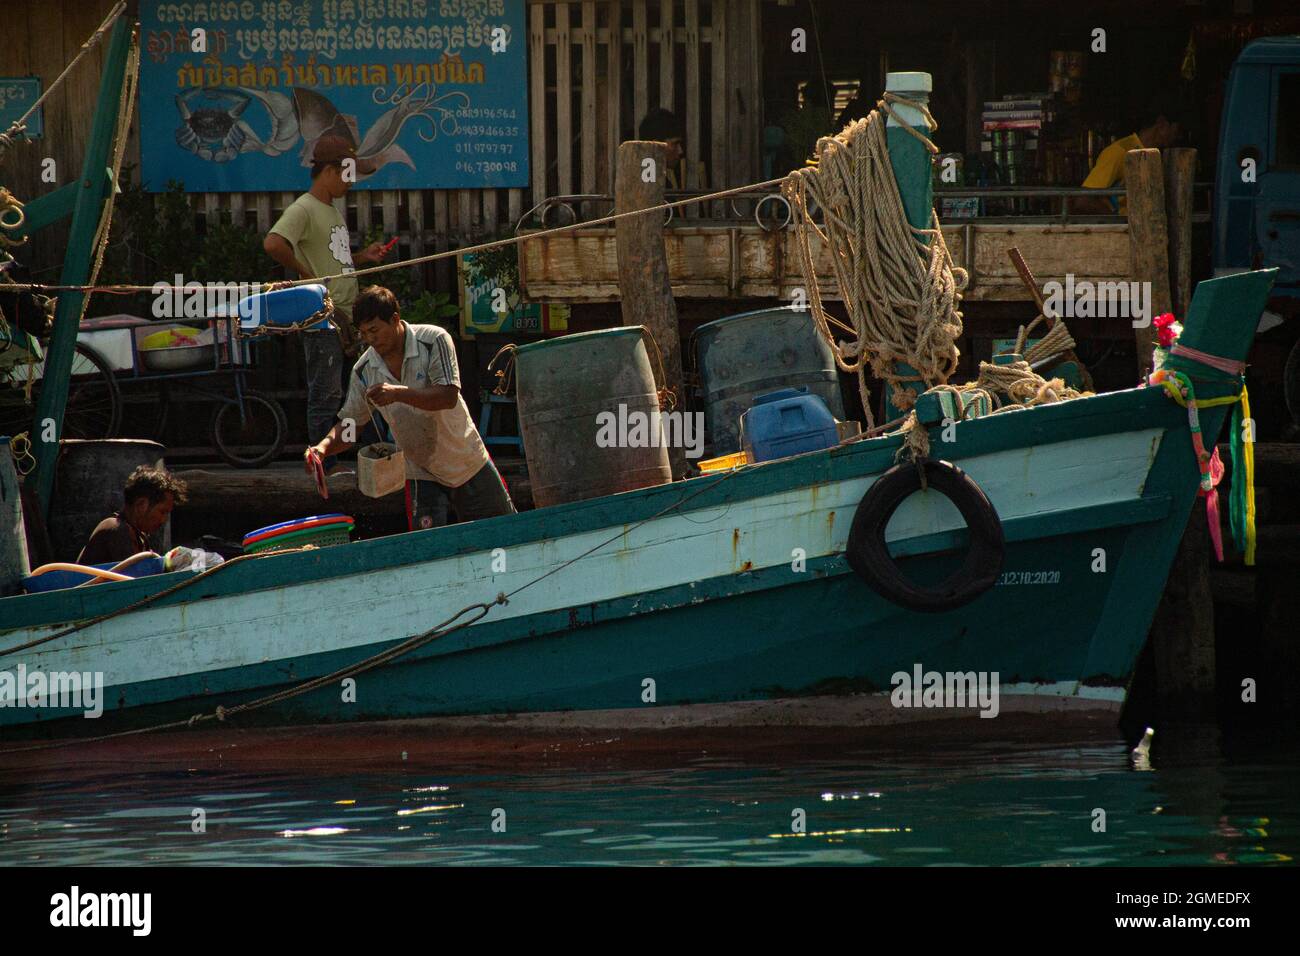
98;312;288;468
1;311;289;468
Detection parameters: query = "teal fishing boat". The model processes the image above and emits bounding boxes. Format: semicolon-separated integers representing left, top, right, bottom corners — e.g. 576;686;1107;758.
0;45;1273;740
0;267;1273;737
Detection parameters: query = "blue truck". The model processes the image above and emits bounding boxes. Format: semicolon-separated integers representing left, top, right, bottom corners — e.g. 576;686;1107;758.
1214;36;1300;427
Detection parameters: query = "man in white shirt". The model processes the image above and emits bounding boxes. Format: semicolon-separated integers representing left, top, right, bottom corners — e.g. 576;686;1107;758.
305;286;515;529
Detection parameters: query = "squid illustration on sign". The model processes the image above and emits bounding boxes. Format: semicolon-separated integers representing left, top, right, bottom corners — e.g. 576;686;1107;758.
173;83;470;177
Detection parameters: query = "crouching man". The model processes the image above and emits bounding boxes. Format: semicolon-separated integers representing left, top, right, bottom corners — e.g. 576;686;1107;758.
78;466;188;565
305;286;515;529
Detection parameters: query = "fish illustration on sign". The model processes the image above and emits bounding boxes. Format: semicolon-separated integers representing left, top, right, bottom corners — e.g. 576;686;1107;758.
173;83;471;178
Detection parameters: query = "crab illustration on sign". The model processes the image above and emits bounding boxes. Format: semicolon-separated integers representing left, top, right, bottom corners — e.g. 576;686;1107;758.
173;82;472;179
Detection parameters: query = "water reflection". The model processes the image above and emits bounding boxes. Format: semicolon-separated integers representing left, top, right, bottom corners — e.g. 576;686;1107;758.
0;735;1294;866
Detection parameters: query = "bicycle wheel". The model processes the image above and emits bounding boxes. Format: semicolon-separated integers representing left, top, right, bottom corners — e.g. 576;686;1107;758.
0;341;120;440
209;389;287;469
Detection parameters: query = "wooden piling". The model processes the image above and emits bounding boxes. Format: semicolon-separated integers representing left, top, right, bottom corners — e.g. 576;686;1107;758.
1136;147;1216;714
1163;148;1197;318
1152;508;1217;714
1124;148;1174;379
615;140;686;479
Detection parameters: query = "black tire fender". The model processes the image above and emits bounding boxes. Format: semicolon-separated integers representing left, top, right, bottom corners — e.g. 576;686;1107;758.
846;458;1005;613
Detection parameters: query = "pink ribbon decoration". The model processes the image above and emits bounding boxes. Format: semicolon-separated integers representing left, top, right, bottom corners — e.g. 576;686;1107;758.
1203;447;1226;561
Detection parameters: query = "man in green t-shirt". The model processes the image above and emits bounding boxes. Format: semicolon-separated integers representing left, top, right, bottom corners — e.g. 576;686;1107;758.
263;135;390;470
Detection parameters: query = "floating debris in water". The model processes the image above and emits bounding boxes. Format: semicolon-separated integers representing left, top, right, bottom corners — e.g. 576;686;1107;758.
395;804;463;817
820;791;882;801
770;827;912;839
279;827;354;838
1131;727;1155;771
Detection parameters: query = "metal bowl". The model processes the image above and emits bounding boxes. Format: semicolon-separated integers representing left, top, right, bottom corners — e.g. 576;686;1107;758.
139;343;216;372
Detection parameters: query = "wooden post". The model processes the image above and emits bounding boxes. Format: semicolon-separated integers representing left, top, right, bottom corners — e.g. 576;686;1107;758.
1151;507;1217;714
26;16;133;515
615;140;686;479
1124;148;1173;379
1145;146;1214;716
1164;148;1197;318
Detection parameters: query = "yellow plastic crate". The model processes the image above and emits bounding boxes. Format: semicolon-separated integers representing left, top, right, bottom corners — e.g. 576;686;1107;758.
697;451;750;473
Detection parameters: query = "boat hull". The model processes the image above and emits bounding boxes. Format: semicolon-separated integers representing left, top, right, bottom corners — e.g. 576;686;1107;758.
0;382;1233;737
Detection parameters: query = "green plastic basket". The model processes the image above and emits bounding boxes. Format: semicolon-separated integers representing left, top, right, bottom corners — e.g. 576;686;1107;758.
243;524;354;554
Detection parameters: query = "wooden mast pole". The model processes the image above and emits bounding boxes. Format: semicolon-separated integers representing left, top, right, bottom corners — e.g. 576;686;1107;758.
26;16;133;515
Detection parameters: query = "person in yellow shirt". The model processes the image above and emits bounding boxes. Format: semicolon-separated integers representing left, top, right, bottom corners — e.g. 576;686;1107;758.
1077;106;1182;214
264;136;391;473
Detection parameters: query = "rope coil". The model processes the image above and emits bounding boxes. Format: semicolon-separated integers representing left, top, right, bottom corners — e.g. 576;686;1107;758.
784;96;1089;457
783;94;967;426
487;342;518;395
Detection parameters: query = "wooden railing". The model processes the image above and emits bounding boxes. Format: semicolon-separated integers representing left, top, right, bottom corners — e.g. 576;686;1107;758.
527;0;761;216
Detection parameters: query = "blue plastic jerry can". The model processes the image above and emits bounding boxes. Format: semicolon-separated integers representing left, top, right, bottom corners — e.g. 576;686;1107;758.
235;283;333;333
739;387;840;463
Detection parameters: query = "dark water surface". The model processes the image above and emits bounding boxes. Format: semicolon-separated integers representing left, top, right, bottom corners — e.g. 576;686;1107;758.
1;723;1295;866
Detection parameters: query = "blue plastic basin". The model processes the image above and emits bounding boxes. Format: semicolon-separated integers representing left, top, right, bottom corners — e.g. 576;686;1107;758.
23;556;167;594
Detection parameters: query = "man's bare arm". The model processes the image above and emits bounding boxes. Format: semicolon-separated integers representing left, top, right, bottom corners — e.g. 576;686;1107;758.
264;233;314;279
305;421;357;467
367;382;459;412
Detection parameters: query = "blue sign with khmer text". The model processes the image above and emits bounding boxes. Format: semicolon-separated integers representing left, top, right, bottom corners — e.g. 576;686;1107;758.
138;0;529;192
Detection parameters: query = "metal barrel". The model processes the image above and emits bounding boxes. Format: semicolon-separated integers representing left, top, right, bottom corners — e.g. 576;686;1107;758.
695;307;845;455
515;327;672;508
47;439;169;561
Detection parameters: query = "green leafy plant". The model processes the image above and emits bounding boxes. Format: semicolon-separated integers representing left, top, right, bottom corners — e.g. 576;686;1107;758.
93;168;272;317
401;289;460;331
359;224;418;305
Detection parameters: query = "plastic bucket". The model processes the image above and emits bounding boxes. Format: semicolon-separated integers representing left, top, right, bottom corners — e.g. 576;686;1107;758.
357;442;406;498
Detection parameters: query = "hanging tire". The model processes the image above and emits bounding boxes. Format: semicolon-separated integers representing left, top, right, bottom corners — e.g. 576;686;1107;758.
846;458;1004;613
210;389;287;469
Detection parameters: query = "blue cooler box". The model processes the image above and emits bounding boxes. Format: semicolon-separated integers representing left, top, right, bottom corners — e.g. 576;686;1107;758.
739;387;839;463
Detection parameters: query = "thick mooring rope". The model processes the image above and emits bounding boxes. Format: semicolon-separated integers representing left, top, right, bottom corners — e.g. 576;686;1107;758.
784;95;1087;454
784;93;966;427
